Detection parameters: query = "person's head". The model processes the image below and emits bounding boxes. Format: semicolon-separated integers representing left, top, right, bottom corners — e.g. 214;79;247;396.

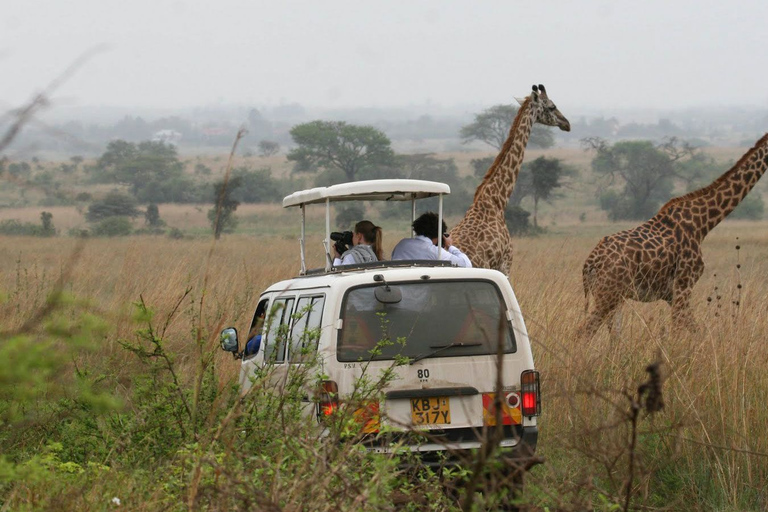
412;212;448;241
353;220;383;260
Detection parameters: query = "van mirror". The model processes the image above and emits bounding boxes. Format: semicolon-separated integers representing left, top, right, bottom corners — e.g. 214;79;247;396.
220;327;239;352
374;285;402;304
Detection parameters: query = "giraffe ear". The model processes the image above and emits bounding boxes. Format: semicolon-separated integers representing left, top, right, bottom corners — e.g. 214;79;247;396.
515;96;526;106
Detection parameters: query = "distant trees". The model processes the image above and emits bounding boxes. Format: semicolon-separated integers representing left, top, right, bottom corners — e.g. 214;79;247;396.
230;167;282;203
470;156;494;178
583;137;701;221
460;104;555;150
394;153;472;215
374;154;472;217
525;157;570;228
93;140;196;202
287;121;395;182
0;211;56;237
257;140;280;157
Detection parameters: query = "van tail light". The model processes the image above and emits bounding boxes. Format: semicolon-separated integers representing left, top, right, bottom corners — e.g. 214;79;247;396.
318;380;339;419
521;370;541;417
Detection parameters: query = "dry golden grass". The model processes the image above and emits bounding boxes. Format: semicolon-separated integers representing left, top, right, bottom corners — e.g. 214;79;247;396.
2;217;767;507
3;138;768;507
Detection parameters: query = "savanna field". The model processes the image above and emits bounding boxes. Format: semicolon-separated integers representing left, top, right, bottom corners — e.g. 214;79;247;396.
2;147;768;511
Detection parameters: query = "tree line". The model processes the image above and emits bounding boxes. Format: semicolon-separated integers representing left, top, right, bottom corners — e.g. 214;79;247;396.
0;103;763;238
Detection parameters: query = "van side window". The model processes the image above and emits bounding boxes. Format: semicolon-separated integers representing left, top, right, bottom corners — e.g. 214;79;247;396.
263;297;295;364
288;295;325;363
244;298;269;358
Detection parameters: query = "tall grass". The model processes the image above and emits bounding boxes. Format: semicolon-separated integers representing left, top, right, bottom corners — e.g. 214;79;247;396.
1;220;767;510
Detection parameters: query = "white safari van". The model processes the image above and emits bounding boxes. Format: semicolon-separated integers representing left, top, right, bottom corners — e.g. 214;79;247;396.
220;179;540;466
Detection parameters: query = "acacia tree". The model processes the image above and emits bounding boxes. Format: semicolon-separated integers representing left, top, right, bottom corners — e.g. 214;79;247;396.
583;137;700;220
86;192;141;222
94;140;189;202
287;121;395;182
528;157;568;228
460;104;555;150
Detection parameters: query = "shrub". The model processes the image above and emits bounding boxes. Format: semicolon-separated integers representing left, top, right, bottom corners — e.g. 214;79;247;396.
91;217;132;237
0;212;55;237
86;192;140;222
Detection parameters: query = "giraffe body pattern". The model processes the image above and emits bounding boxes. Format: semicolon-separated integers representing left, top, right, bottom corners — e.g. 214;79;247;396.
451;85;570;274
580;133;768;338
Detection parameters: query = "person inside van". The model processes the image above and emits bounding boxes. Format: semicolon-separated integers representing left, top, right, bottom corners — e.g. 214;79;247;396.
391;212;472;268
244;307;266;357
332;220;384;265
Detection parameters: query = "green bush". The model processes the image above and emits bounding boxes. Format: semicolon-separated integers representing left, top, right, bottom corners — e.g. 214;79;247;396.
167;227;184;239
86;192;140;222
91;217;132;237
0;211;55;237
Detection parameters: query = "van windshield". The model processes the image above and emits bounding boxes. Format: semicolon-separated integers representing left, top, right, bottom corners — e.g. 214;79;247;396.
337;280;516;362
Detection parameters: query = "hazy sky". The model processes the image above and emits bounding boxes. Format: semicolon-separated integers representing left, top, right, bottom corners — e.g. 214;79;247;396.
3;0;768;112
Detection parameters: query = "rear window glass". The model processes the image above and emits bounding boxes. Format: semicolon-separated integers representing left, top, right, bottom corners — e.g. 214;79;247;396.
337;280;516;362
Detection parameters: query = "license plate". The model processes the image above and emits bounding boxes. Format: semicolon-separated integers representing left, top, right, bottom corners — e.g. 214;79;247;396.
411;397;451;425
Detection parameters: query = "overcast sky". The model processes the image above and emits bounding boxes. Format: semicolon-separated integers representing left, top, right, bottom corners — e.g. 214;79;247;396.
3;0;768;113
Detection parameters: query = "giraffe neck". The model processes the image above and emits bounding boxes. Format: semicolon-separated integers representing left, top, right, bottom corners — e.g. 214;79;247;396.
472;98;536;212
658;133;768;239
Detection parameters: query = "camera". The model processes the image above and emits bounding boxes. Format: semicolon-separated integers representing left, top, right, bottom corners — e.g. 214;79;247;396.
331;230;354;255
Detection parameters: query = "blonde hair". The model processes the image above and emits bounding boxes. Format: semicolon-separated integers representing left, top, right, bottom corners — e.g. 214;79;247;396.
355;220;383;260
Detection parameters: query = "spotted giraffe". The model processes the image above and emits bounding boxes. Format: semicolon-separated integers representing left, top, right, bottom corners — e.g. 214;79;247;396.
579;133;768;338
451;85;570;274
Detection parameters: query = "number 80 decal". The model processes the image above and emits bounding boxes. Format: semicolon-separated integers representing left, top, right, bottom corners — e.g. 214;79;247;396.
417;369;430;379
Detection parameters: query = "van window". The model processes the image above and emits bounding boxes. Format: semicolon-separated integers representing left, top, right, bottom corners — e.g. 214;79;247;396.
337;280;516;362
288;295;326;363
263;297;295;363
243;298;269;359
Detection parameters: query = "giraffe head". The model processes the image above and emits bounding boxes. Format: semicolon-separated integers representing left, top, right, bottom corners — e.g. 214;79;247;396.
517;84;570;132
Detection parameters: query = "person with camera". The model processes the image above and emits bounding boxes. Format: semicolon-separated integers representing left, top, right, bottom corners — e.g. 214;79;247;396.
391;212;472;268
332;220;384;266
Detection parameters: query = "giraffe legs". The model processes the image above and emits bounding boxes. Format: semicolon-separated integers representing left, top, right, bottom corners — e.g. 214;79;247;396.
578;296;622;340
670;287;698;334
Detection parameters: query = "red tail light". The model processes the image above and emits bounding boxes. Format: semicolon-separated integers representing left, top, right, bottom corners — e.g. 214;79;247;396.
318;380;339;419
521;370;541;417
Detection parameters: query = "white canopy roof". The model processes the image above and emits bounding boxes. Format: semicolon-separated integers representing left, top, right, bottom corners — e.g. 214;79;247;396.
282;179;451;208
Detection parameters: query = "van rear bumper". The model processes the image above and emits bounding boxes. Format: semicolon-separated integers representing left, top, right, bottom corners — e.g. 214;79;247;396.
364;425;539;468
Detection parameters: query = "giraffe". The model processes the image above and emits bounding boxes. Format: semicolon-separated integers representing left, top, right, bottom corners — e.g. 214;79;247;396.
451;85;570;274
579;133;768;339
